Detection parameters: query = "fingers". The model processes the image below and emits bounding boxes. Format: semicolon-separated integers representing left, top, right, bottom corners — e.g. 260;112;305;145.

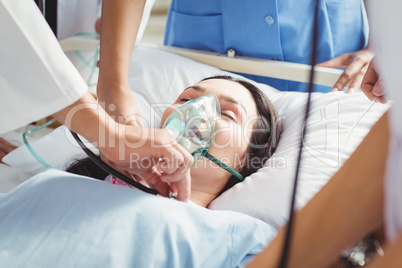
0;138;17;163
95;17;101;34
156;145;194;175
156;155;183;175
0;151;7;163
331;56;368;92
318;49;375;92
0;137;17;153
346;64;369;93
138;168;171;197
154;128;194;176
376;96;387;104
373;80;387;104
166;168;191;202
372;79;386;97
104;127;193;201
157;144;193;202
361;60;384;102
137;149;191;200
318;53;350;68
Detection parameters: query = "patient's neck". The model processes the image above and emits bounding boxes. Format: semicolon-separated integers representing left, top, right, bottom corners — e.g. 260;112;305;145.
190;190;217;208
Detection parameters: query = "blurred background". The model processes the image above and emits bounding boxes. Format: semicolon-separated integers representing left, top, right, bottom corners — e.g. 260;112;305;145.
141;0;171;46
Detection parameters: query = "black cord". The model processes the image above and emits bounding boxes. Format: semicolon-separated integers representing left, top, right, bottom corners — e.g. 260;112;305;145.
278;0;321;267
70;131;159;195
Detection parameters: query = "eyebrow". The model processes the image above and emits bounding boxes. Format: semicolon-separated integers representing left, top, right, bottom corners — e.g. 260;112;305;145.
185;85;248;116
184;85;204;92
220;95;248;116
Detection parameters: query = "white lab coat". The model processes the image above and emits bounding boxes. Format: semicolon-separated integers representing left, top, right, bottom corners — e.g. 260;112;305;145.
0;0;87;134
368;0;402;241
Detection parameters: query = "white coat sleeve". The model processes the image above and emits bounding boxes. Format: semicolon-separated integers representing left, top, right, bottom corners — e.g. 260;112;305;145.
0;0;88;134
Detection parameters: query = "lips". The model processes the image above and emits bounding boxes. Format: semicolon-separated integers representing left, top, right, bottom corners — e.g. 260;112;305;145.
189;125;202;141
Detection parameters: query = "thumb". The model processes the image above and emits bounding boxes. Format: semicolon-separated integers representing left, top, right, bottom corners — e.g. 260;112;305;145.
372;79;385;96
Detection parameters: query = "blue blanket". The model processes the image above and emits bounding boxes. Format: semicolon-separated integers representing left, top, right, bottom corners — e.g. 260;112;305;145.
0;169;276;267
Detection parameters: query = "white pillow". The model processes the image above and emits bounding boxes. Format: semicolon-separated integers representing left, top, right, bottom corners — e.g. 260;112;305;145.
3;46;390;228
126;46;279;128
209;91;389;228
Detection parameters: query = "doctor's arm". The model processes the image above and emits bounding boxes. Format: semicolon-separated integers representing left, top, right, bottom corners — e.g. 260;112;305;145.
1;0;192;200
96;0;146;123
366;234;402;267
247;111;389;268
94;0;194;199
51;91;193;201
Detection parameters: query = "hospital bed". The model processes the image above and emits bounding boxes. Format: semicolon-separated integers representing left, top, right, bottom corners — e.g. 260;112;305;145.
0;35;390;267
1;33;389;223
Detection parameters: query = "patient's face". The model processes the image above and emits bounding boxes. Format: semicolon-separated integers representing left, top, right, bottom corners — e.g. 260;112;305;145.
160;78;258;194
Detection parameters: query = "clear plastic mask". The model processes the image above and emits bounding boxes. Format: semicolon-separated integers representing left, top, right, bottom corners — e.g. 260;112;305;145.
162;93;221;164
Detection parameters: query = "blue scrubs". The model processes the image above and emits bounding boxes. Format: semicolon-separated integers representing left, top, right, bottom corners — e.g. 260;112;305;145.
164;0;369;92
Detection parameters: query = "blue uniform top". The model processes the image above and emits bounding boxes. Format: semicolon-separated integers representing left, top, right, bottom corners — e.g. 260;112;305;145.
164;0;369;92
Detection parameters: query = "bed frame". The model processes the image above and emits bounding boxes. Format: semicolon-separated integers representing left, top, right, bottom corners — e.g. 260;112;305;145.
59;35;344;88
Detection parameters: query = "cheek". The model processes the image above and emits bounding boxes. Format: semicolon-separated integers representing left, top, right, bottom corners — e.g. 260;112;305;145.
214;129;233;149
213;122;247;151
208;122;248;166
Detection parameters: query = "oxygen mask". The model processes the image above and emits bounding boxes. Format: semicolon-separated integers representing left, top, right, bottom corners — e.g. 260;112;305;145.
163;93;244;181
163;93;220;163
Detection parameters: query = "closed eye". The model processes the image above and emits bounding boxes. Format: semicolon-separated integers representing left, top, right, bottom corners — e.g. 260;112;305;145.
179;98;191;102
221;112;235;121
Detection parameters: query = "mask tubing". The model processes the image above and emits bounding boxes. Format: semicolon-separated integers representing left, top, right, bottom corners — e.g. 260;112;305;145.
23;119;57;169
200;151;244;181
70;131;159;195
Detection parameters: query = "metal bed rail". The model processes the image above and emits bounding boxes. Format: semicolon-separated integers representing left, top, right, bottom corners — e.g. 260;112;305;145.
59;36;343;87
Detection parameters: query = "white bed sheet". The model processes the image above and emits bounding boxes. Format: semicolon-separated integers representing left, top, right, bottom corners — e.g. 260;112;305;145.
0;169;276;268
0;125;53;193
0;164;33;193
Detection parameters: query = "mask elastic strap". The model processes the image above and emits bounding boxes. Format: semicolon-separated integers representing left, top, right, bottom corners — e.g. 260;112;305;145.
192;149;244;181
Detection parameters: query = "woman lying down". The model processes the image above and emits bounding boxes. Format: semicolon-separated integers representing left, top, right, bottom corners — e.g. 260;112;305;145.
0;76;282;267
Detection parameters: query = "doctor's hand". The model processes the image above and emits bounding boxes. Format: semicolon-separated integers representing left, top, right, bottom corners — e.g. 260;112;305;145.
0;138;17;163
101;126;194;202
97;82;143;127
95;17;102;34
318;48;375;93
361;60;387;104
53;89;192;201
96;82;150;190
